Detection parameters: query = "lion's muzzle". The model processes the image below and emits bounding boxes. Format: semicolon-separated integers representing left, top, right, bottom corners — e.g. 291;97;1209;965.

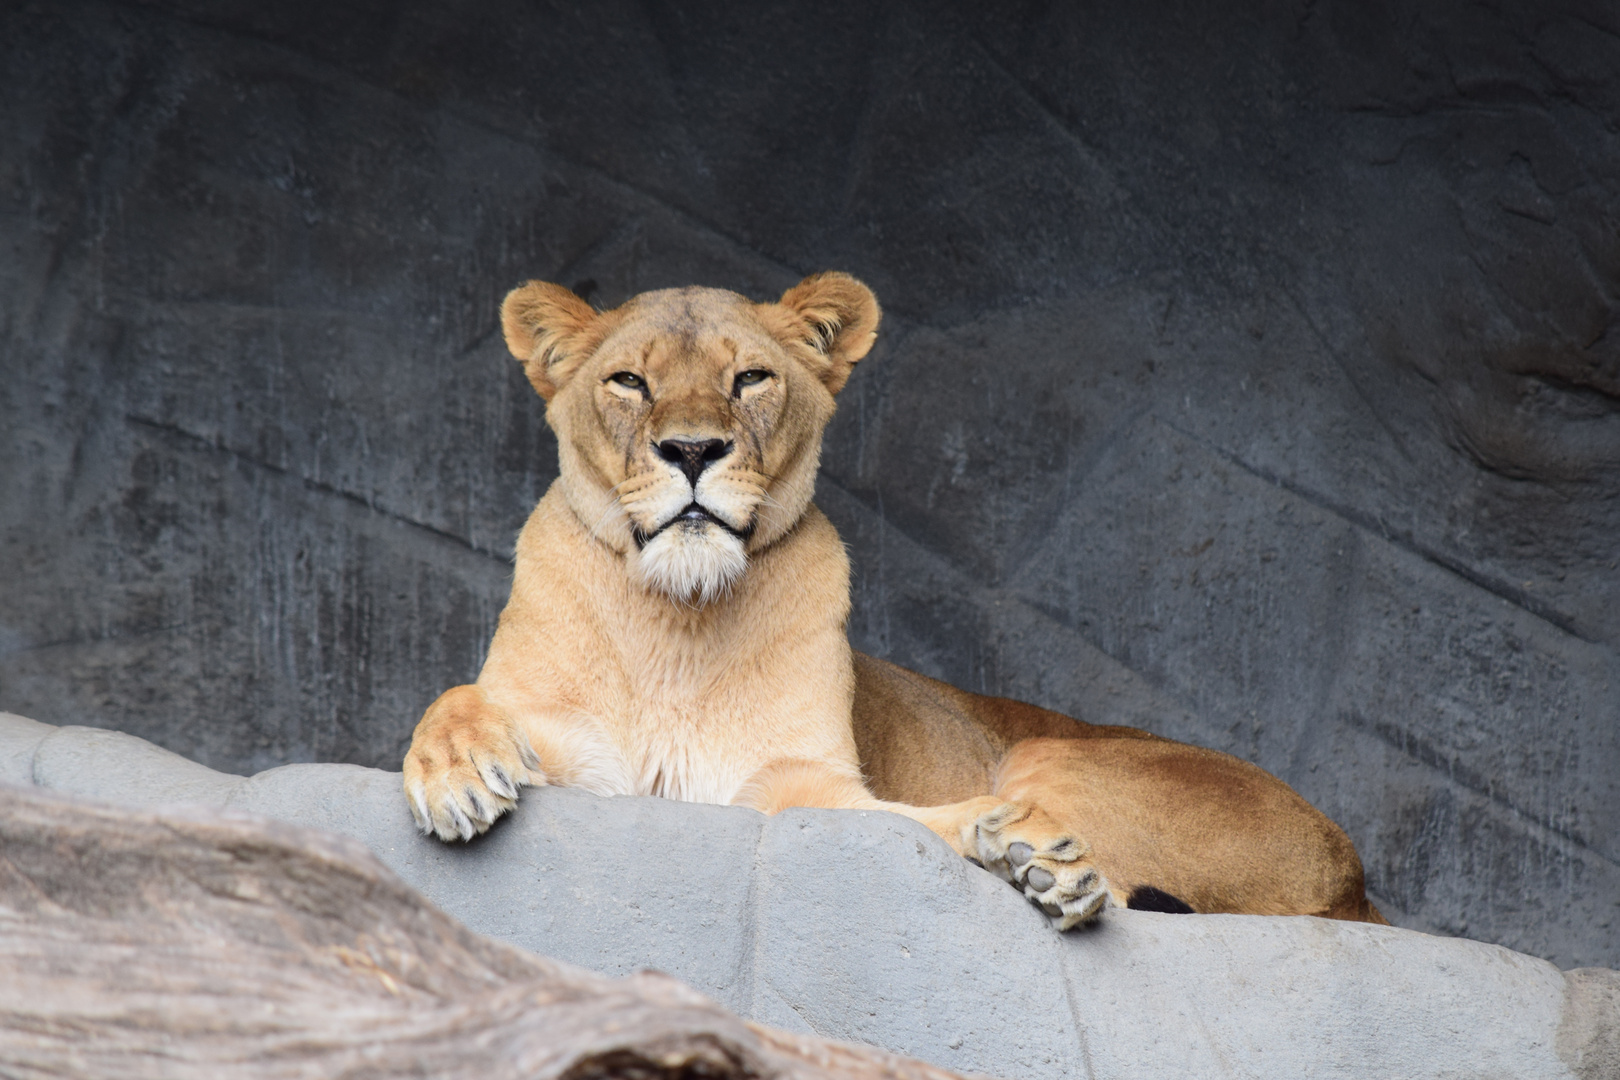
655;437;733;488
632;502;755;549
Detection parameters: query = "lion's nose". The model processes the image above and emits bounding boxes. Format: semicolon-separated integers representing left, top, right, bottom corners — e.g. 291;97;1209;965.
656;438;732;488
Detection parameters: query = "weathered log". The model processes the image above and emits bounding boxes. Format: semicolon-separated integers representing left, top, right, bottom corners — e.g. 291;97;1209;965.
0;784;969;1080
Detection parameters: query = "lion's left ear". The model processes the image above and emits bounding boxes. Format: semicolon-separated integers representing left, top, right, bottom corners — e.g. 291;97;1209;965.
763;272;881;395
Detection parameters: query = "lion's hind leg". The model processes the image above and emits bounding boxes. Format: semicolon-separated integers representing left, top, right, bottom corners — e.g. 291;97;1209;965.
403;684;541;841
993;735;1379;922
733;759;1112;929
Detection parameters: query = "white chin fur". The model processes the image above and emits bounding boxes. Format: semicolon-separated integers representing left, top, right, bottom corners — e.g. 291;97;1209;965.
634;523;748;604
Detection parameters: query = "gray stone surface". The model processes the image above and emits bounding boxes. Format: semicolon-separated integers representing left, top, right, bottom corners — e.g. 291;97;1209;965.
1561;968;1620;1080
0;712;53;786
4;709;1613;1080
0;782;966;1080
1;0;1617;972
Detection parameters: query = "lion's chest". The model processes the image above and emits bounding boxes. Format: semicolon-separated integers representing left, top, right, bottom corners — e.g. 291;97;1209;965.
576;628;786;804
607;696;769;805
492;504;856;806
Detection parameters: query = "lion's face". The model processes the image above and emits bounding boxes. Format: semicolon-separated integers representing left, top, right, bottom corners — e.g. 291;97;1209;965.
501;273;880;604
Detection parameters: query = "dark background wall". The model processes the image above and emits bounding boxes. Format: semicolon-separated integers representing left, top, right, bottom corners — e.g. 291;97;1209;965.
2;0;1616;968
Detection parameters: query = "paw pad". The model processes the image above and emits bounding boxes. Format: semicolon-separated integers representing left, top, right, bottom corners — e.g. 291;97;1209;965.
971;802;1112;931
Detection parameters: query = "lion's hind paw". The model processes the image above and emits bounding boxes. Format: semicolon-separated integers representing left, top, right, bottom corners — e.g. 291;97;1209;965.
973;803;1111;931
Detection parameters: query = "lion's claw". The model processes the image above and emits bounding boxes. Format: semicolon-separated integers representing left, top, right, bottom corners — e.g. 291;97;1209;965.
972;802;1111;930
402;687;538;842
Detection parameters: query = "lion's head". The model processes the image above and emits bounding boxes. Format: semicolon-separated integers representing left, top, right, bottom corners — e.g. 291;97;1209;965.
500;273;880;604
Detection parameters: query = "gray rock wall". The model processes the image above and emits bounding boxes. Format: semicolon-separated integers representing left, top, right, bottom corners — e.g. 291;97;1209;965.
1;0;1616;969
3;711;1615;1080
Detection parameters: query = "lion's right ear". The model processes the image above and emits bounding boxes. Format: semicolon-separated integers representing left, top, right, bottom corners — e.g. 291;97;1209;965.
500;281;603;401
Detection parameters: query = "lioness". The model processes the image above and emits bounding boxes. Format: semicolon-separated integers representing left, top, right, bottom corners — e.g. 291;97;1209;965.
403;273;1386;929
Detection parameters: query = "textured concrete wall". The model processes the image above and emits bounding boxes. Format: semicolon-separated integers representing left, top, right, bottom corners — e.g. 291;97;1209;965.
0;0;1616;969
4;712;1616;1080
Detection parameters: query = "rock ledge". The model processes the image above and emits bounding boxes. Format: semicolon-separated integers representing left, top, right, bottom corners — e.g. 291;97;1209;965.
1;712;1613;1080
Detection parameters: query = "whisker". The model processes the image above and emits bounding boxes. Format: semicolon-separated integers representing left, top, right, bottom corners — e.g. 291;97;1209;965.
755;491;792;513
588;499;626;540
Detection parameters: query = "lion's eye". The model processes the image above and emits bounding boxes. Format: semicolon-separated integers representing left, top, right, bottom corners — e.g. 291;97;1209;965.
608;371;646;391
733;369;771;393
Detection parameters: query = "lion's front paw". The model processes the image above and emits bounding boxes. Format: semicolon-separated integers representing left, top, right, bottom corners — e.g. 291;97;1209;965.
971;802;1111;930
402;687;540;842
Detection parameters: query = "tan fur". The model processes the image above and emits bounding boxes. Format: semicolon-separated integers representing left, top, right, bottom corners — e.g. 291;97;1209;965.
403;274;1384;930
852;653;1385;921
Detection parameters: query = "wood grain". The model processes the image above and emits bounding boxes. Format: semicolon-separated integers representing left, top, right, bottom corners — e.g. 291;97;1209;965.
0;785;971;1080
